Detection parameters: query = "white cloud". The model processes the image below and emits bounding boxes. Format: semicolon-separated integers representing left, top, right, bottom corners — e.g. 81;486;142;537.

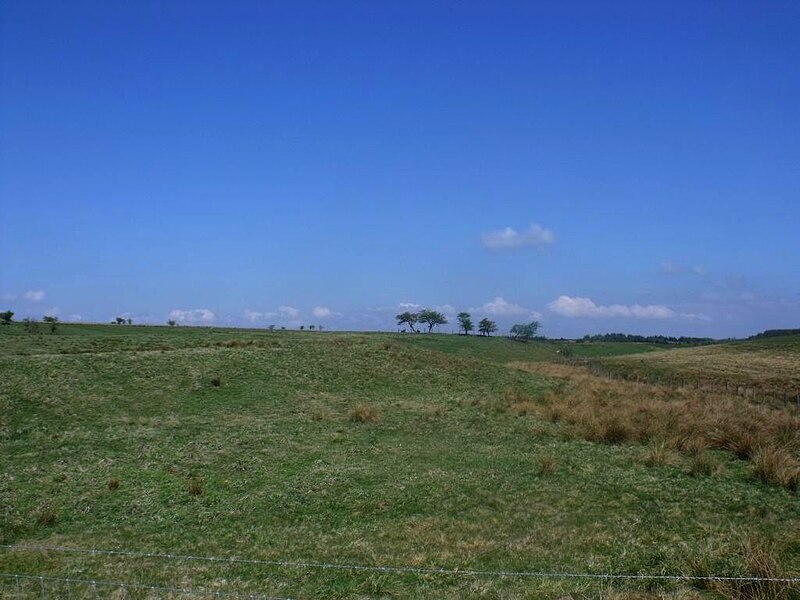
472;297;542;320
278;305;300;320
369;301;452;315
482;224;555;249
244;309;263;323
168;308;215;324
67;314;83;322
660;261;707;276
397;302;421;310
312;306;332;318
23;290;46;302
548;295;682;319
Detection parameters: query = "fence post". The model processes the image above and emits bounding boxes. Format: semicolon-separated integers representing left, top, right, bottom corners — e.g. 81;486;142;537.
40;576;46;600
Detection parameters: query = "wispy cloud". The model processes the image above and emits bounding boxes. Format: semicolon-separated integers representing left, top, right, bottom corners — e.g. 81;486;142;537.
660;261;707;276
168;308;215;324
548;295;707;321
369;302;454;315
23;290;46;302
482;224;555;249
471;296;542;320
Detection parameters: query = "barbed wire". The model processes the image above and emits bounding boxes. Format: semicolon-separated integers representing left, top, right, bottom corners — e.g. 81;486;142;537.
0;572;295;599
2;544;798;584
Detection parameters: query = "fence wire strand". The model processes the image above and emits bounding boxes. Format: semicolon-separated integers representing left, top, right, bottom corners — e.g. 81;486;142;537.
2;544;798;584
0;572;295;599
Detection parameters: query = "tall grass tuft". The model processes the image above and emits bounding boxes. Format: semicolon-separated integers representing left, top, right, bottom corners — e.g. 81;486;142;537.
641;440;674;467
350;404;380;423
712;538;796;600
536;454;558;477
751;446;800;491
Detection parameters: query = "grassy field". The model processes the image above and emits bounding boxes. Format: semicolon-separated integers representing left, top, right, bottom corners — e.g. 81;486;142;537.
598;335;800;395
1;324;798;599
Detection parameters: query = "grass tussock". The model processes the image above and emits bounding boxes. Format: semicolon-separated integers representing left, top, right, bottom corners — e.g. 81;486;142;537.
350;404;380;423
187;479;203;496
32;505;57;527
751;446;800;491
513;362;800;491
210;376;222;388
107;478;120;491
712;538;797;600
536;454;558;476
690;452;723;478
641;440;675;468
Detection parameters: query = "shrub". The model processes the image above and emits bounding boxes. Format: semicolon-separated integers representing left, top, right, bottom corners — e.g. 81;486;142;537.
350;404;380;423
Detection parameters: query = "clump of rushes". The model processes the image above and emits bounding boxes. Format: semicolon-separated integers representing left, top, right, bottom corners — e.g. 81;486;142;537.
641;440;674;467
751;446;800;491
536;454;558;477
33;505;57;527
690;452;722;478
188;479;203;496
350;404;380;423
107;478;120;491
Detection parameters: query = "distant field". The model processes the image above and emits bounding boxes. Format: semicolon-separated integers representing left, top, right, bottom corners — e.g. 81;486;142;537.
599;335;800;394
1;325;798;599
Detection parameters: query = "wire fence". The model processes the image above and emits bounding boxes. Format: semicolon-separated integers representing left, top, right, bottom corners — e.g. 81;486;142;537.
553;356;800;410
0;573;295;599
2;544;799;591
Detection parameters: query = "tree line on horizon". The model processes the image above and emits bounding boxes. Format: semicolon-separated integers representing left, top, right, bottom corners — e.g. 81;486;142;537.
395;309;540;341
580;332;715;345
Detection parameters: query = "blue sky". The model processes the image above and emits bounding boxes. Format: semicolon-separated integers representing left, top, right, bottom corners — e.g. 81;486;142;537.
1;1;798;337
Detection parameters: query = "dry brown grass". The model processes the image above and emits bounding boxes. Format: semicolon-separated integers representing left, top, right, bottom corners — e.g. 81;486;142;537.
349;404;381;423
751;446;800;491
503;388;540;416
510;362;800;491
689;452;723;478
536;454;558;476
641;439;675;467
32;505;57;527
711;538;798;600
606;344;800;394
187;479;203;496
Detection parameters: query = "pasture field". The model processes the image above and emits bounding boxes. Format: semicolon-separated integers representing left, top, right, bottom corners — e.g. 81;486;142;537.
597;335;800;395
0;324;798;599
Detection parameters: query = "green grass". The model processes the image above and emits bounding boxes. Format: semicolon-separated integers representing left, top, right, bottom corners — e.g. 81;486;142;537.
1;325;798;598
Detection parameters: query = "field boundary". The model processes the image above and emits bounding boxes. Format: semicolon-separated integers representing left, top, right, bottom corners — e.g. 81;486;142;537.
3;544;798;584
554;356;800;410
